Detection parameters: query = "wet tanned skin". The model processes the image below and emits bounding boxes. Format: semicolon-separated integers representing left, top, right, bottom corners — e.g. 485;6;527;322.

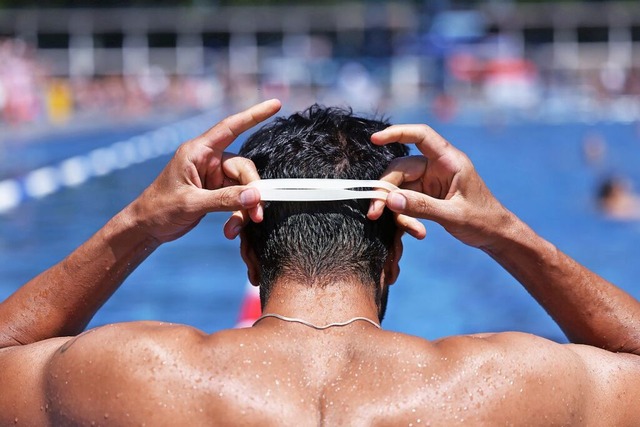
1;100;640;426
2;314;636;426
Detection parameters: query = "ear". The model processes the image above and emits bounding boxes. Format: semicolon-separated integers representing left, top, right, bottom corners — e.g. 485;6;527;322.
383;229;404;286
240;231;261;287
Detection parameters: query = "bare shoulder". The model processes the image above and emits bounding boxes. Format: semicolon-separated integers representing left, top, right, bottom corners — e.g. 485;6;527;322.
0;321;206;425
47;320;212;378
43;321;268;425
45;321;221;424
430;331;640;425
363;330;640;425
47;320;210;379
0;336;71;425
53;320;207;354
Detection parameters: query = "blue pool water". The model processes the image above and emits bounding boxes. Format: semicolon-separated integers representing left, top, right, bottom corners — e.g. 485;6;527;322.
1;107;640;343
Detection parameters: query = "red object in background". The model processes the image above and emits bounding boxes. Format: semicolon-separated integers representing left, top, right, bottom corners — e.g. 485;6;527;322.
236;283;261;328
448;53;484;83
448;54;538;83
484;58;537;79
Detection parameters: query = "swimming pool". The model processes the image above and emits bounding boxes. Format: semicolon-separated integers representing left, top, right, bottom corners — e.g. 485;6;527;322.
1;106;639;342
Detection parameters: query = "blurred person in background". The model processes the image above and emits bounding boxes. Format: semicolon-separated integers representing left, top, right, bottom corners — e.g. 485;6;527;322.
0;39;41;126
45;79;73;125
597;176;640;221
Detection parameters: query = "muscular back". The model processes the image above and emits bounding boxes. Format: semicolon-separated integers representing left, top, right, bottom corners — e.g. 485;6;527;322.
2;321;639;426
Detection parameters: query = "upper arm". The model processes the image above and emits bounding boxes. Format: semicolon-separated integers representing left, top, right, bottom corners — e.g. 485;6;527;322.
43;322;210;425
0;336;71;425
493;333;640;425
435;332;640;425
566;343;640;425
0;321;196;425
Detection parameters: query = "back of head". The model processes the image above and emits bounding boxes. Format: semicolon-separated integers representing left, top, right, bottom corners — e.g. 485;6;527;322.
240;105;408;315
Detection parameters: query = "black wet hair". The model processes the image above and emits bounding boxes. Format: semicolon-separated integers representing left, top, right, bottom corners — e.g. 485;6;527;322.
239;105;408;319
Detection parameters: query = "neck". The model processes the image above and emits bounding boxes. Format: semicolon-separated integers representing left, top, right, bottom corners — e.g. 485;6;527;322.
260;277;381;327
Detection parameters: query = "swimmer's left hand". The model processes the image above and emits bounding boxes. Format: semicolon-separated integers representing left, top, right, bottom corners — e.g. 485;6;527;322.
369;123;510;249
130;99;282;244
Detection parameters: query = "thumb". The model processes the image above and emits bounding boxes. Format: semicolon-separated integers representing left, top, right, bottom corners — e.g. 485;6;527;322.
195;186;261;213
386;190;450;223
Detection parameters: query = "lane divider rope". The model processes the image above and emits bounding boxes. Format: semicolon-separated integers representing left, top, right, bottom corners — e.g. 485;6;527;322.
0;113;215;215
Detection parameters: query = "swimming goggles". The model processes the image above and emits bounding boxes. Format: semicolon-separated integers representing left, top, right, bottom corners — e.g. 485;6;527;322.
248;179;397;201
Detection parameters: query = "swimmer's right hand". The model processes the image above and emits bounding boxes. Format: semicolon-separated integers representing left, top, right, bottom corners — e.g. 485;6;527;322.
129;99;282;244
369;124;516;250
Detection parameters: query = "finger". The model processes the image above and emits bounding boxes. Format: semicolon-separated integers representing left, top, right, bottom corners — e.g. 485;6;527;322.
199;99;282;150
371;124;454;160
365;203;426;239
221;155;264;222
248;203;263;223
368;156;427;219
224;210;249;240
386;189;451;224
367;188;420;220
194;186;261;214
223;204;263;239
395;213;427;240
222;154;261;185
380;156;428;185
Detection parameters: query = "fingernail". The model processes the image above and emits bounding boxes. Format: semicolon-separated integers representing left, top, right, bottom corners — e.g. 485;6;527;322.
370;200;383;216
387;192;406;211
232;225;242;236
240;189;258;207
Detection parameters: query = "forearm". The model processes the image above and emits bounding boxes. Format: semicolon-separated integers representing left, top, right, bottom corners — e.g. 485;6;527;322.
0;100;279;349
483;212;640;354
0;202;160;347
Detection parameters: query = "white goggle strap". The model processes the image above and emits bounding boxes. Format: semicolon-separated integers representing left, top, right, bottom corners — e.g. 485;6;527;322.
247;179;398;201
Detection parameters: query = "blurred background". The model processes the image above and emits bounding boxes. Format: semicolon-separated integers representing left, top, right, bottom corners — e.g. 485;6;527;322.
1;0;640;341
